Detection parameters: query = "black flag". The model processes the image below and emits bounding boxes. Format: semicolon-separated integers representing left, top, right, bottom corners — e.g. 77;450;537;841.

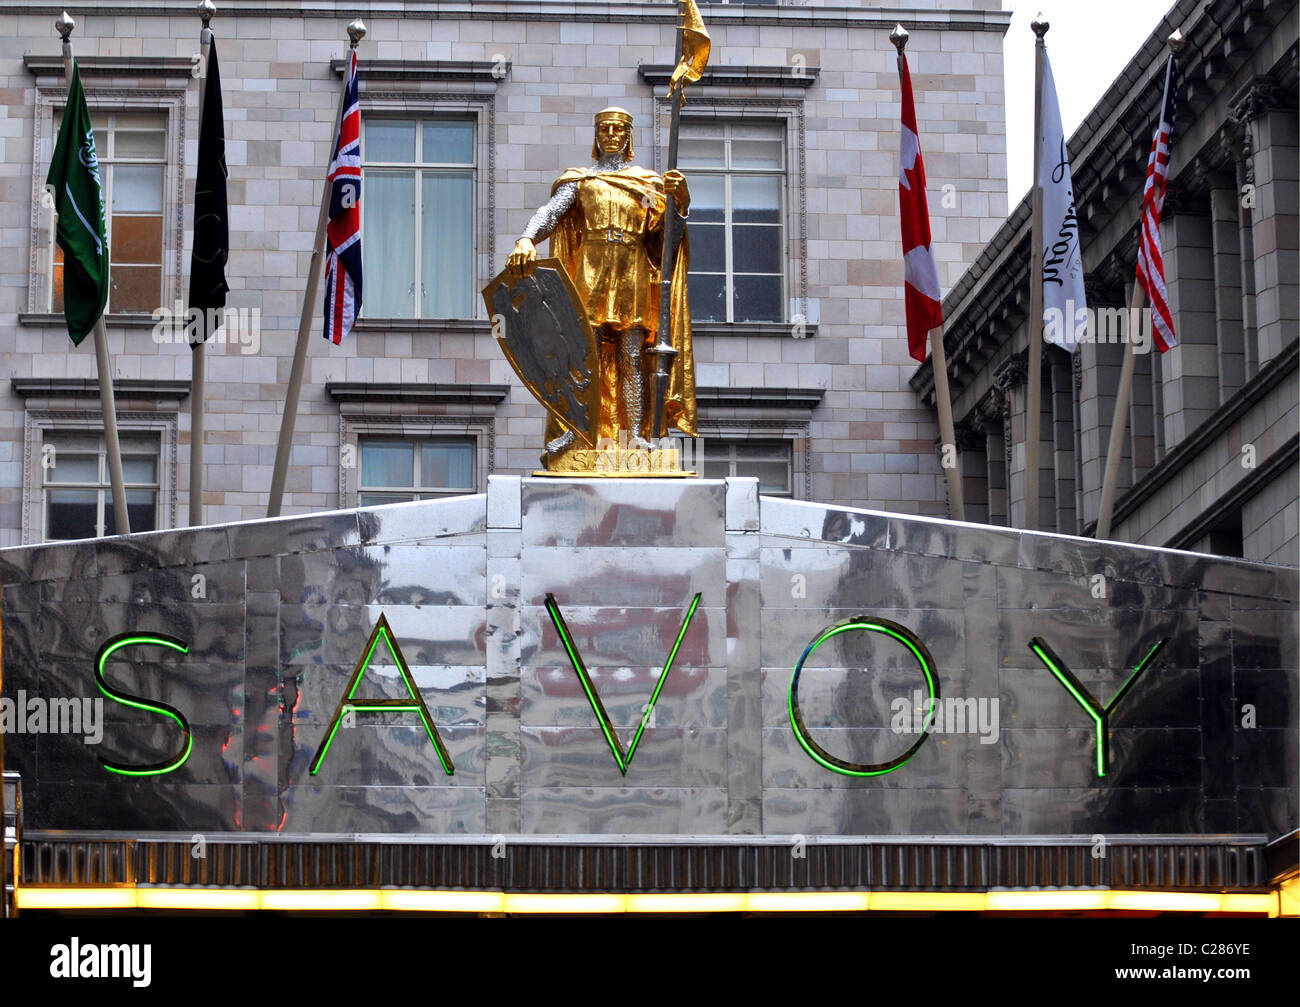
188;38;229;346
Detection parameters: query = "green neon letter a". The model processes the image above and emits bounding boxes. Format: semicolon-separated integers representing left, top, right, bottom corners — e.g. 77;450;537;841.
310;613;454;776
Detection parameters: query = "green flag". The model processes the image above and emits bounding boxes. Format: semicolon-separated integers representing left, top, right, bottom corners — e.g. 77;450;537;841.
46;60;108;345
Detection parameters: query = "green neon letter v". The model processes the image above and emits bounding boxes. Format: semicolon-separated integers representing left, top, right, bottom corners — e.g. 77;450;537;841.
1028;636;1169;778
544;593;702;775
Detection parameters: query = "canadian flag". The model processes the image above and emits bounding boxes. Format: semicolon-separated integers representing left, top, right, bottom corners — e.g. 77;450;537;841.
897;52;943;362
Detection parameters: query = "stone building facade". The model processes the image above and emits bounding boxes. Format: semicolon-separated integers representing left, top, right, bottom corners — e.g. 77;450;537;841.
0;1;1012;546
914;0;1298;565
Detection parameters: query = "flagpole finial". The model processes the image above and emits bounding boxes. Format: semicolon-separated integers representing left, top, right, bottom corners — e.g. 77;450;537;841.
1030;13;1050;38
347;20;366;46
55;11;75;39
1167;28;1186;53
198;1;215;26
889;24;909;53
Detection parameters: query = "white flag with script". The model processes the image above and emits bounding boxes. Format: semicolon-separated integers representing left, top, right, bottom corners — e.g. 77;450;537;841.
1037;51;1086;352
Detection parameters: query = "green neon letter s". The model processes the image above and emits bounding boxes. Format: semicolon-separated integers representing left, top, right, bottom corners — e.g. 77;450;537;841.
94;632;192;776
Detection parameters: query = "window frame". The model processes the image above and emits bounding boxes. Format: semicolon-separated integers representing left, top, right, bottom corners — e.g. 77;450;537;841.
48;109;169;316
677;119;786;324
691;418;810;499
22;409;180;545
699;437;794;497
29;80;186;318
657;98;809;330
357;434;479;505
359;115;478;321
40;430;162;540
339;413;495;506
353;90;497;324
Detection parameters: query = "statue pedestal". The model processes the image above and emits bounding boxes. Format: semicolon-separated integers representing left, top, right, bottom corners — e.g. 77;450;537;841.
534;445;695;478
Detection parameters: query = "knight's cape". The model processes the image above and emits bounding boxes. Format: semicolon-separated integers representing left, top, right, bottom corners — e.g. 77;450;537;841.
546;164;697;438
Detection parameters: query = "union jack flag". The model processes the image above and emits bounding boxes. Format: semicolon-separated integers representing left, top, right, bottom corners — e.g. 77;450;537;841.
1136;53;1177;352
323;50;362;345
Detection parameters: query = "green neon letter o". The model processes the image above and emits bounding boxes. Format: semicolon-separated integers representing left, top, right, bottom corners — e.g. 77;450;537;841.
788;617;940;777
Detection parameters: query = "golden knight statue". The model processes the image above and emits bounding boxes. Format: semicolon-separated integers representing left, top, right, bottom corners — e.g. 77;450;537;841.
503;106;697;471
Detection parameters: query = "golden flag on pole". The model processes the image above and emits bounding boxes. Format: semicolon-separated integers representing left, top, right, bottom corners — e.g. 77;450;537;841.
667;0;711;100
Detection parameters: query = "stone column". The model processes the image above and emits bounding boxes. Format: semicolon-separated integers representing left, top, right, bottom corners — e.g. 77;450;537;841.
994;353;1027;528
1232;77;1299;367
1209;171;1246;401
1049;348;1076;534
1075;321;1130;527
954;419;989;524
979;390;1008;527
1161;201;1220;448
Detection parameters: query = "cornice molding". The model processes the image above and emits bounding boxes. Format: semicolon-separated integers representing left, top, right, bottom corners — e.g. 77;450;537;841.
11;378;191;400
23;55;194;79
326;382;510;405
330;58;509;82
638;63;819;89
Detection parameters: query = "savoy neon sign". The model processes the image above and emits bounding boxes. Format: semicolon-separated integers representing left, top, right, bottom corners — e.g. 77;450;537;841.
87;603;1169;781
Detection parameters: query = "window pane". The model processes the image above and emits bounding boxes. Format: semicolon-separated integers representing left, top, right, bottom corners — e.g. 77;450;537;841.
732;274;782;322
363;171;416;317
423;121;474;164
365;120;416;162
687;272;726;323
111;164;163;213
733;441;786;461
732;225;781;274
109;265;161;312
420;441;474;489
360;492;414;507
111;214;163;264
732;176;780;223
123;454;157;484
743;461;790;494
688;223;725;274
46;453;99;484
701;459;730;479
47;488;98;540
689;175;724;223
361;441;414;488
678;136;725;168
731;139;783;170
421;172;473;318
110;489;157;534
114;130;166;159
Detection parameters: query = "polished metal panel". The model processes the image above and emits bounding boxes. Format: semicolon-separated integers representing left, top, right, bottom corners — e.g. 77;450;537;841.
0;478;1295;843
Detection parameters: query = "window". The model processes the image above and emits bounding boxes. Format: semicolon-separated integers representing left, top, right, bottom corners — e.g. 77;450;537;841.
701;438;793;496
42;432;160;540
51;111;166;314
679;121;785;323
358;437;476;505
362;118;475;319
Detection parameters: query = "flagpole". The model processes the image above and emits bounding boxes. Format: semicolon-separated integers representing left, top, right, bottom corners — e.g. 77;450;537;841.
891;25;964;521
58;12;130;536
267;20;365;518
1024;14;1049;533
1096;30;1183;540
189;0;215;527
1095;283;1147;539
648;0;688;440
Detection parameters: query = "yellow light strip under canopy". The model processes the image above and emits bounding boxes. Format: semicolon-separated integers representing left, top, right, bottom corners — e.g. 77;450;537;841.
14;887;1287;915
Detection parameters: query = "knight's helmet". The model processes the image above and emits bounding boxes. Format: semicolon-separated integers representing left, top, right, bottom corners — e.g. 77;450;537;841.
591;106;635;160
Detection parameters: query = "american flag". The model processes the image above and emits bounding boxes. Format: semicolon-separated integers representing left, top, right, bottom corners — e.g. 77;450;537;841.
1136;53;1177;353
323;50;362;345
